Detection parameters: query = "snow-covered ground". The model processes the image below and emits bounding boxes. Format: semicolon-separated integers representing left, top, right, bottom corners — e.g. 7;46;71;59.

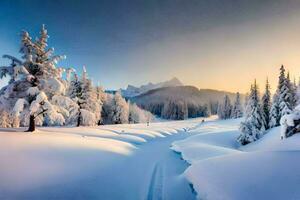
0;116;216;200
172;118;300;200
1;116;298;200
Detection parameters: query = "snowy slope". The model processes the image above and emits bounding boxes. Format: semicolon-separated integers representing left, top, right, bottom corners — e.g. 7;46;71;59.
0;117;216;200
171;119;300;200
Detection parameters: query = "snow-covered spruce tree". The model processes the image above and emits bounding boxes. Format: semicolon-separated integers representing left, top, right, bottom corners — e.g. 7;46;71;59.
80;67;102;126
0;25;73;131
238;80;265;145
111;91;129;124
286;72;297;109
95;85;106;125
217;101;224;119
218;95;232;119
67;67;103;126
231;92;243;118
296;78;300;105
278;65;293;118
101;93;114;124
261;78;271;129
269;93;280;128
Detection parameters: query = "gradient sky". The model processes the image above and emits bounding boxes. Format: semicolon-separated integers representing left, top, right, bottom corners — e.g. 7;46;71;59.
1;0;300;93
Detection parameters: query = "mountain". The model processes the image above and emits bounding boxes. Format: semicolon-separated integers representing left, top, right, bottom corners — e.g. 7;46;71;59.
132;86;241;105
130;86;243;118
121;77;183;97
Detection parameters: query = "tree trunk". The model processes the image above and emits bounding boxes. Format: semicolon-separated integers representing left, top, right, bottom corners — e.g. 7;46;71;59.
27;115;35;132
77;111;81;127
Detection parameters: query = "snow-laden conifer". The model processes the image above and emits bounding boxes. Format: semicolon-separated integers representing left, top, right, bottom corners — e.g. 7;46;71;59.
261;78;271;129
238;80;265;145
231;92;243;118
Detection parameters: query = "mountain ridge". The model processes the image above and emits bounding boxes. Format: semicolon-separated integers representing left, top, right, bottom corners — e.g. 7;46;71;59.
121;77;183;97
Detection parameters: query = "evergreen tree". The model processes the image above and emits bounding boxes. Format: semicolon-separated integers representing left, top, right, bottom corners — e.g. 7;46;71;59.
231;92;243;118
217;102;223;119
68;72;83;126
218;95;232;119
80;67;101;125
0;25;68;131
286;73;297;109
269;93;280;128
238;80;264;145
111;91;129;124
261;78;271;129
296;77;300;105
67;67;102;126
278;65;292;117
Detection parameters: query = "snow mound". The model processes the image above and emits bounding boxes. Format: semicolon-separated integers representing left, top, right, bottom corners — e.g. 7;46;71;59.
171;118;300;200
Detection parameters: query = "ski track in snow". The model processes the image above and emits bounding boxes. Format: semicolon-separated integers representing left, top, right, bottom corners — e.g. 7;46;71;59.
146;163;164;200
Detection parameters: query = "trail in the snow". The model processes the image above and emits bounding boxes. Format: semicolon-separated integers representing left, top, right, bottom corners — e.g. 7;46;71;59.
146;163;164;200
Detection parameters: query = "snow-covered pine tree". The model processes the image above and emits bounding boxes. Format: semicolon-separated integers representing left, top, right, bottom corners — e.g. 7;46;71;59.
296;77;300;105
217;102;224;119
269;93;280;128
218;95;232;119
278;65;293;118
80;66;101;126
67;72;82;126
66;67;102;126
238;80;265;145
261;78;271;129
0;25;73;131
231;92;243;118
95;85;106;125
111;91;129;124
101;93;114;124
286;72;297;109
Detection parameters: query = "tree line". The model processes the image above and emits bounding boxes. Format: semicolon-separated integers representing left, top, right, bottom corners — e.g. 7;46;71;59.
0;25;153;131
238;65;297;145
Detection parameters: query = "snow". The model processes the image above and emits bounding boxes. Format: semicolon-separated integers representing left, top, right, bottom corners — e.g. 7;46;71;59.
27;87;39;96
171;118;300;200
13;98;28;115
1;115;299;199
0;117;214;199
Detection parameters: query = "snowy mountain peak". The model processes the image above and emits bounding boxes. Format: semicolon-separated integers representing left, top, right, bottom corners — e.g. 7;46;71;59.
121;77;183;97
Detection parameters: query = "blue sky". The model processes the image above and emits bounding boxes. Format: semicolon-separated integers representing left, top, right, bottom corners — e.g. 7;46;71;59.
1;0;300;92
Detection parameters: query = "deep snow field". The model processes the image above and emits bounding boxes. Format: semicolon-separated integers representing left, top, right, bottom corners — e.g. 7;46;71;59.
172;118;300;200
0;117;215;200
0;116;299;200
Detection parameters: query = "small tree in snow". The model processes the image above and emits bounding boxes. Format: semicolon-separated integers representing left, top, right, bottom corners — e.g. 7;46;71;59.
261;78;271;129
231;92;243;118
238;80;265;145
217;95;232;119
67;67;103;126
269;93;280;128
111;91;129;124
278;65;293;117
